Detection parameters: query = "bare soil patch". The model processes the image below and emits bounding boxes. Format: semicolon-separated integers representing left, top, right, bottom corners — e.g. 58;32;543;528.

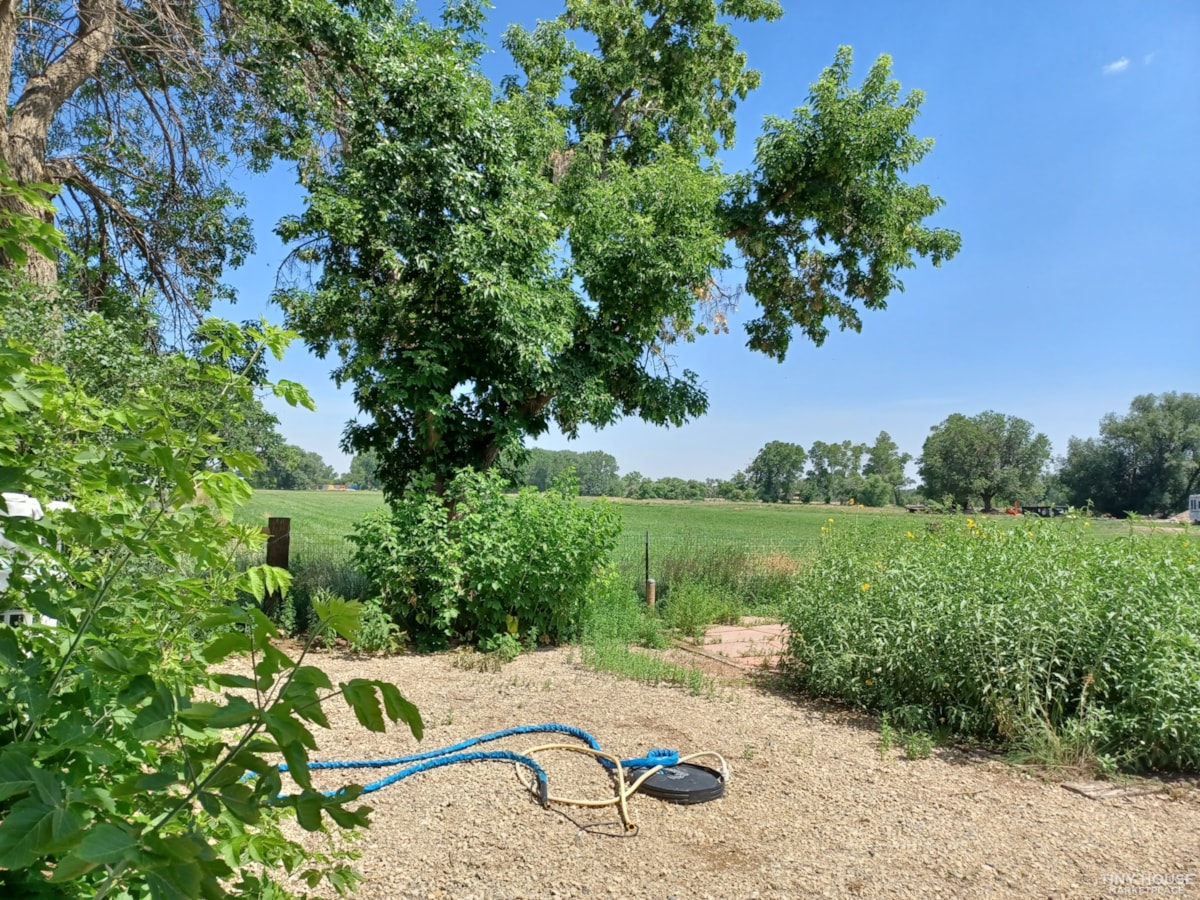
280;647;1199;899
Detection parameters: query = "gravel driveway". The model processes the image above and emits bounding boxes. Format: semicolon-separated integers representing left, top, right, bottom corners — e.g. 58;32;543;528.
279;647;1199;899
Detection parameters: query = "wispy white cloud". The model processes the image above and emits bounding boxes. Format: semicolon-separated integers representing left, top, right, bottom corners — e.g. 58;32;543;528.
1102;57;1130;75
1144;52;1157;66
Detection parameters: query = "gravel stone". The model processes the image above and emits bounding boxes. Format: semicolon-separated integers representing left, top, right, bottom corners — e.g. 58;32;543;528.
275;647;1200;899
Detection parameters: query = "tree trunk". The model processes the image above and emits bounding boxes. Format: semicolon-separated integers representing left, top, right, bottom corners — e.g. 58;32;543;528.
0;0;118;283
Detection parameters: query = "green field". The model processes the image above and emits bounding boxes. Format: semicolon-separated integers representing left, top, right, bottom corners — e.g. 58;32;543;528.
237;490;891;561
236;489;1193;579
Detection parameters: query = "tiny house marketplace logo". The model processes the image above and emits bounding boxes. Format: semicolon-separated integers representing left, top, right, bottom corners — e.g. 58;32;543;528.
1100;872;1196;895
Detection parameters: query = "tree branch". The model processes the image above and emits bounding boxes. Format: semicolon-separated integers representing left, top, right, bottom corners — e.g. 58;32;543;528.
10;0;119;165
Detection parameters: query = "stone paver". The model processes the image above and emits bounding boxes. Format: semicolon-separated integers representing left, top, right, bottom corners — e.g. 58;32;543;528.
673;619;788;672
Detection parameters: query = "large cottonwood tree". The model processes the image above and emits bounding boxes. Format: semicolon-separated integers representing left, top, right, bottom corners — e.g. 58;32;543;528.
276;0;962;497
1059;392;1200;516
919;411;1051;511
0;0;364;331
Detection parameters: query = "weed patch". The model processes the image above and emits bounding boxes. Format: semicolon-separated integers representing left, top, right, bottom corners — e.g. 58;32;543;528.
785;517;1200;772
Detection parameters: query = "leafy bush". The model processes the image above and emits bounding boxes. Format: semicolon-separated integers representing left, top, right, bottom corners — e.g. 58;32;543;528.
660;580;742;640
784;517;1200;771
349;594;406;654
581;568;667;650
0;322;422;897
352;468;621;651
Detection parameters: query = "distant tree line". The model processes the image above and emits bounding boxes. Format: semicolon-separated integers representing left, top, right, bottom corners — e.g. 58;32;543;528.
486;392;1200;517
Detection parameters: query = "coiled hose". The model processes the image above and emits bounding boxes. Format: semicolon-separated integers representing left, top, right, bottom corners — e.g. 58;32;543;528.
267;722;729;833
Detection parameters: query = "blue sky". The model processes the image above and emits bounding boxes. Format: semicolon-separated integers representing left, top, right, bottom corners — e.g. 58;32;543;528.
214;0;1200;481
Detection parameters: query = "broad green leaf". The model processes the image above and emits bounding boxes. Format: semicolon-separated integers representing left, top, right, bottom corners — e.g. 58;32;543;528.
218;782;259;825
324;799;373;830
131;684;175;741
376;682;424;740
296;792;324;832
48;848;99;882
117;674;156;706
340;679;385;733
204;695;260;730
209;672;257;690
0;751;35;801
313;595;363;643
200;632;251;663
92;647;147;675
0;797;83;868
197;791;221;818
74;823;139;865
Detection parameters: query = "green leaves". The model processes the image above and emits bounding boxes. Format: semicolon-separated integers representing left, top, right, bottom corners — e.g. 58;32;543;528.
0;316;420;897
313;593;363;643
0;797;83;868
341;679;423;740
919;412;1051;511
279;6;956;497
74;824;138;865
786;519;1200;771
729;46;961;358
240;564;293;605
352;467;619;655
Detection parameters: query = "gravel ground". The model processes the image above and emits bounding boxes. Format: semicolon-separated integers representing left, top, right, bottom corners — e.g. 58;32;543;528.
277;647;1199;899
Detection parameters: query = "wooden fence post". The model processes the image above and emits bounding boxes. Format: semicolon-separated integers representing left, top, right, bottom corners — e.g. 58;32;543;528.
263;517;291;620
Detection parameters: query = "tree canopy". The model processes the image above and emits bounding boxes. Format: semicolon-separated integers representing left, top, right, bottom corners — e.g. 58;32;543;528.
0;0;392;334
747;440;807;503
276;0;961;498
919;411;1050;511
863;430;912;505
1059;392;1200;516
807;439;867;504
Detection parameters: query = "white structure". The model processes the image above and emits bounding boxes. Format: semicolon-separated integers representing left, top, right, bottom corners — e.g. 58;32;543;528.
1;492;63;626
1190;494;1200;525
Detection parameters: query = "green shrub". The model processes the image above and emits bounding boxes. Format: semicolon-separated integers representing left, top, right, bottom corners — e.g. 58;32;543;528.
784;516;1200;772
348;594;405;654
0;322;422;897
660;580;742;640
353;468;621;651
581;568;667;650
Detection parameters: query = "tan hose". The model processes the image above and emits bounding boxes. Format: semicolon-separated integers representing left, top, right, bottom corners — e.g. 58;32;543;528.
514;743;730;832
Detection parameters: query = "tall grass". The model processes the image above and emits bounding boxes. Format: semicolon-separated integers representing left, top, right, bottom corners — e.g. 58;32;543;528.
577;570;715;694
784;516;1200;772
611;534;806;619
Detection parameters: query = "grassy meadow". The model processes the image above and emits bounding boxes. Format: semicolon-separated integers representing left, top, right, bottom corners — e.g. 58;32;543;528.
236;488;1180;572
237;489;1199;771
238;489;909;550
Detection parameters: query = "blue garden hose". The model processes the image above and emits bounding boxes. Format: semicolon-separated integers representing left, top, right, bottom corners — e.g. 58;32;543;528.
252;722;729;832
268;723;681;804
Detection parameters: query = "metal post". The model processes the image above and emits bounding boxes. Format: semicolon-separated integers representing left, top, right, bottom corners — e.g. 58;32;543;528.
644;531;655;606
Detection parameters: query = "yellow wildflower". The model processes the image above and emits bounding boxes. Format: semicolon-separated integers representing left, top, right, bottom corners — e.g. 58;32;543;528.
861;582;870;591
827;517;834;524
849;497;855;506
865;679;874;686
906;530;914;539
967;517;976;528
